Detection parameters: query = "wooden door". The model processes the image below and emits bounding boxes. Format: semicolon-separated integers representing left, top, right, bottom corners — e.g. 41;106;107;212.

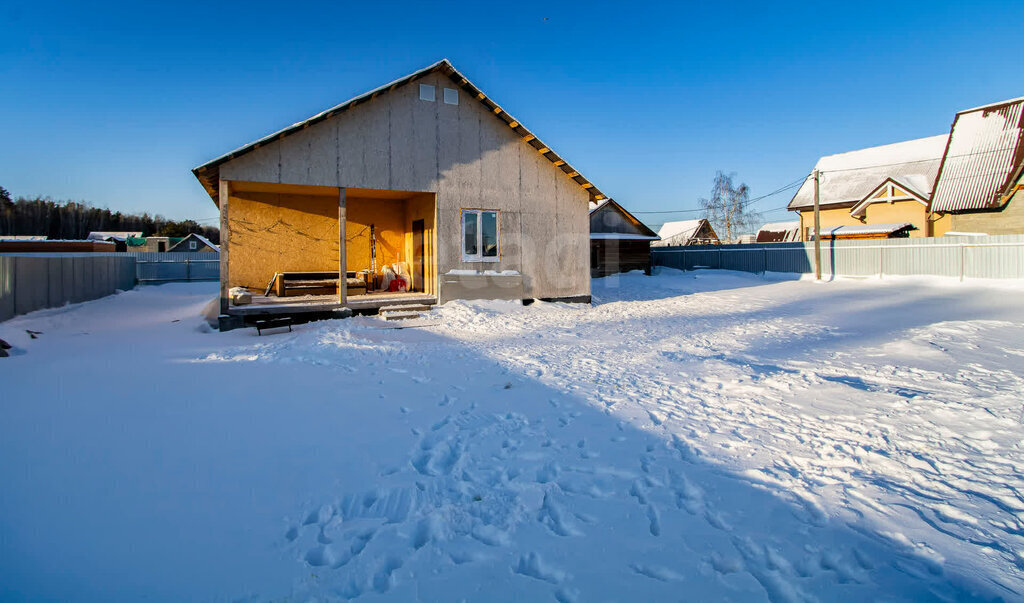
412;219;425;293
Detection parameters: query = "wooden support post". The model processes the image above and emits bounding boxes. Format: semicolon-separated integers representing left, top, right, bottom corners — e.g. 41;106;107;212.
219;179;230;314
812;169;822;281
339;187;347;306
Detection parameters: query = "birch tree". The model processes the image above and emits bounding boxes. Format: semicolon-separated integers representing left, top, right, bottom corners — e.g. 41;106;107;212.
699;172;759;243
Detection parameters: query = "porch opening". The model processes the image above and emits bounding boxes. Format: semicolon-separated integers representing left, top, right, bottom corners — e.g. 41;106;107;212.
223;181;437;315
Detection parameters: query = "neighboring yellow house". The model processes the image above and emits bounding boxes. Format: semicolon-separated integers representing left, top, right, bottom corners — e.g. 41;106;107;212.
929;97;1024;235
786;135;949;241
787;96;1024;240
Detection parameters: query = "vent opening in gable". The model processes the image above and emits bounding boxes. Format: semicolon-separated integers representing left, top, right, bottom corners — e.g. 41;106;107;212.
419;84;435;101
443;88;459;105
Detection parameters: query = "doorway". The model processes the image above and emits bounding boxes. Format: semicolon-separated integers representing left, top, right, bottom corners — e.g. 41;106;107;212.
412;219;425;293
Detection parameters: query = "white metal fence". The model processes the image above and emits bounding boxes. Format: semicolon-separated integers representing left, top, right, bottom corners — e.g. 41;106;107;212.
651;234;1024;280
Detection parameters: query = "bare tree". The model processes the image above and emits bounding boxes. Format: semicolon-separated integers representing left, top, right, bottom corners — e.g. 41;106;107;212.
699;171;760;243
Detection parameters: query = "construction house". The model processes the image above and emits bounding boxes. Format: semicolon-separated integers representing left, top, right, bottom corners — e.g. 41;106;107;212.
589;199;659;276
192;60;604;323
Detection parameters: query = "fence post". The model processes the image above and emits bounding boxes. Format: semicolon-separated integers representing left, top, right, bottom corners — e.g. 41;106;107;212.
718;247;723;270
960;243;965;282
186;259;191;282
763;247;768;275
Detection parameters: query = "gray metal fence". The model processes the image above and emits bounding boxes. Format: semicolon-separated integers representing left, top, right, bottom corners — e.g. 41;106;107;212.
651;234;1024;280
128;252;219;283
0;254;137;322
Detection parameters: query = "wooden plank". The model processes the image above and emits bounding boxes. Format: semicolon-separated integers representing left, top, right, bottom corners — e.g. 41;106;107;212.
219;179;230;314
339;187;347;306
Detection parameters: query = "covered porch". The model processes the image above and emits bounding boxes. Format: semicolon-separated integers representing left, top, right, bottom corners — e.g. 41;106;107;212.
218;180;437;317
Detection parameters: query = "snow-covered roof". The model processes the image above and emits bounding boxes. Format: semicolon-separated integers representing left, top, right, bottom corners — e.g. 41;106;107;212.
193;59;608;204
758;221;800;233
168;233;219;252
589;232;660;241
810;222;915;238
656;219;703;241
0;235;48;241
787;135;948;210
755;221;800;243
931;97;1024;212
87;231;143;241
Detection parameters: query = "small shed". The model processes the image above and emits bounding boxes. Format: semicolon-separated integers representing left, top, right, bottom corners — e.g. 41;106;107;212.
652;219;720;247
168;233;219;253
589;199;659;276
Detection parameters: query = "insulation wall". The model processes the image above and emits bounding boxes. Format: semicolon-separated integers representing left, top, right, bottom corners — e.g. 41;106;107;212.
218;71;591;301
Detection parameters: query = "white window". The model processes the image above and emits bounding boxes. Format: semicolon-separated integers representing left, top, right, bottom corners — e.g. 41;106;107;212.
419;84;436;101
462;209;499;262
443;87;459;105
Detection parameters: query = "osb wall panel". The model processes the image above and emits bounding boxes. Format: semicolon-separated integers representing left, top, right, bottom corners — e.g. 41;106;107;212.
403;193;436;294
228;192;339;289
345;197;407;274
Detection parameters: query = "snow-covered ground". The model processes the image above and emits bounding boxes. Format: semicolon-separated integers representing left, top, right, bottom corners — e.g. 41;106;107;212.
2;269;1024;601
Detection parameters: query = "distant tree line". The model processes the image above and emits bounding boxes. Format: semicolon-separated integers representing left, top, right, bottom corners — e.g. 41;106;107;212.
0;186;219;243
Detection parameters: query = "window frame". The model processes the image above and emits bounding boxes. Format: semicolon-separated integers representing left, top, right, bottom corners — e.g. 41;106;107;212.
461;209;500;263
189;240;197;250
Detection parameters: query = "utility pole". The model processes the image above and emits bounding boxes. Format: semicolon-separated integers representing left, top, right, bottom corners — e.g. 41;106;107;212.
812;169;822;281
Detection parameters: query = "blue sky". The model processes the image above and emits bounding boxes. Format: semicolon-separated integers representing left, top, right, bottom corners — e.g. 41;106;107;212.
2;1;1022;230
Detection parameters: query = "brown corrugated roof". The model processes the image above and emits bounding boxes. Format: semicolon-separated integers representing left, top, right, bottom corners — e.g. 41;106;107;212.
930;97;1024;213
192;59;607;203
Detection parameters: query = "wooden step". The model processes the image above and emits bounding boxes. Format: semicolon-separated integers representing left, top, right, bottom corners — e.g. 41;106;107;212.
378;303;433;313
382;310;426;321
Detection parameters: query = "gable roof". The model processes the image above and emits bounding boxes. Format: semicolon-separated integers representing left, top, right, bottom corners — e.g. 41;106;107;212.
193;59;607;203
849;176;929;217
656;219;704;241
787;134;948;210
652;218;719;246
930;97;1024;212
168;233;219;252
588;199;659;239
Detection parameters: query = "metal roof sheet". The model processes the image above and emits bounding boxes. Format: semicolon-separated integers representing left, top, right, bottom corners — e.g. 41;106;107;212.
787;135;948;210
810;222;914;237
930;98;1024;212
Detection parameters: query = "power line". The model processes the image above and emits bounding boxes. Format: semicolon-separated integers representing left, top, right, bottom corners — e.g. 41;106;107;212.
814;143;1019;175
632;175;807;216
